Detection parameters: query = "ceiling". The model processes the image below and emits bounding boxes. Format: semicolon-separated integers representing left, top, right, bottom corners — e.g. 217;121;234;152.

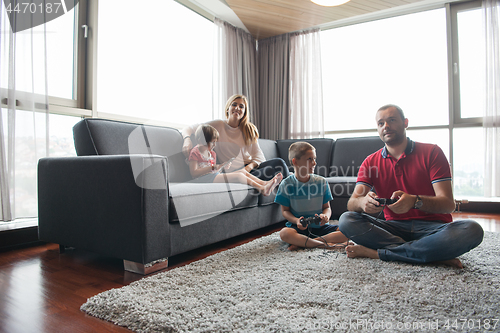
186;0;452;40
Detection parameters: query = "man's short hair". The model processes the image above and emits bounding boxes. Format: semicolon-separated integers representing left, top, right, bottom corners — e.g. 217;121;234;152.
378;104;405;120
195;124;219;144
288;141;315;164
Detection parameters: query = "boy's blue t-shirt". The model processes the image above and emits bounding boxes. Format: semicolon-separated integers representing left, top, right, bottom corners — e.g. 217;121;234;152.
274;174;333;228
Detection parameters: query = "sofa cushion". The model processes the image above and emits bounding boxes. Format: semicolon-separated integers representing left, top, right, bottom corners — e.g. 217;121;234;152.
169;182;259;227
276;138;335;177
330;136;384;177
73;118;191;182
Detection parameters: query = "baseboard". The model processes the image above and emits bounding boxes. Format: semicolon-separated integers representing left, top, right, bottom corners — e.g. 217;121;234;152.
459;201;500;214
0;226;43;252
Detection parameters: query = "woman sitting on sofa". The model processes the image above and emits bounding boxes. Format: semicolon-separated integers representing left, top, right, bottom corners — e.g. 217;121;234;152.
181;94;289;182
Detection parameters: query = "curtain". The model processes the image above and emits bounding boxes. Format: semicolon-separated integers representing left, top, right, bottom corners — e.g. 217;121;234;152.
289;28;324;139
257;34;290;140
0;1;49;221
213;18;258;122
482;0;500;197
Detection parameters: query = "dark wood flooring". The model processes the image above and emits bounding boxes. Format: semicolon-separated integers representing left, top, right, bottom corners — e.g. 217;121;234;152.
1;212;499;333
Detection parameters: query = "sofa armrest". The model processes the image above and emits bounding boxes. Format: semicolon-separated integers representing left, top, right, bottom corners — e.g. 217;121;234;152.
38;155;171;264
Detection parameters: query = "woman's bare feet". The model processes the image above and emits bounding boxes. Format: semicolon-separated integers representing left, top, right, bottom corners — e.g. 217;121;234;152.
262;173;283;196
345;244;380;259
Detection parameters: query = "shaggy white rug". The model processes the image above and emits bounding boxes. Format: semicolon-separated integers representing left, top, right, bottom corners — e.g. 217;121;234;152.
81;231;500;333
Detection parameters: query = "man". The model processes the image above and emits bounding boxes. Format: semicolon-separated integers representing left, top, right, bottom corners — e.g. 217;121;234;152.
338;104;483;268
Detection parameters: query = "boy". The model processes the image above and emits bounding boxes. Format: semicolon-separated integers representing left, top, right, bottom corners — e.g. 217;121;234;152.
274;142;348;250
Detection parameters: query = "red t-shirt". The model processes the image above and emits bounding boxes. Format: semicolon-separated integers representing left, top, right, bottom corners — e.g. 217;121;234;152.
357;139;452;222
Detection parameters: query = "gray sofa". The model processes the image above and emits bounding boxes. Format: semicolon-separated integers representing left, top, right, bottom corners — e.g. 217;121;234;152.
38;119;384;274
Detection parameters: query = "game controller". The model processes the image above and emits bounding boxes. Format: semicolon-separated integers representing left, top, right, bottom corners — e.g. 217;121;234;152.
374;198;398;206
300;215;322;227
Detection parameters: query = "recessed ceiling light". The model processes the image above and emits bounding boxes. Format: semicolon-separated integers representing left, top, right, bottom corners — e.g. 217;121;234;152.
310;0;351;6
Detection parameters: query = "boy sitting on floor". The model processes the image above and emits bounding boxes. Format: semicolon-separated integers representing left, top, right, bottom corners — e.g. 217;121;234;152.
274;142;348;250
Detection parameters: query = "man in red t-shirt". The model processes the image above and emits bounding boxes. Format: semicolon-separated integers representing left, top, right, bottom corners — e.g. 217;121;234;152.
338;104;483;268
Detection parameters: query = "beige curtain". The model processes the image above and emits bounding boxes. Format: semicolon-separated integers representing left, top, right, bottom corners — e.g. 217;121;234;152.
289;28;324;139
0;1;49;221
483;0;500;197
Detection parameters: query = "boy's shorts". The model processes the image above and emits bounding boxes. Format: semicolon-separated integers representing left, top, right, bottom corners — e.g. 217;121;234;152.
287;224;339;237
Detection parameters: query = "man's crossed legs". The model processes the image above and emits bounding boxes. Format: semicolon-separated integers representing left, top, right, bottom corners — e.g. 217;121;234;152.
338;212;484;268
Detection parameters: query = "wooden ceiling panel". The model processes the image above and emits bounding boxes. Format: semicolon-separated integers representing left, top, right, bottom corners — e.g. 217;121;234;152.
224;0;426;39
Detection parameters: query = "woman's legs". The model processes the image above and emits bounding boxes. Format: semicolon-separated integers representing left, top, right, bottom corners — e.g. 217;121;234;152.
250;158;289;181
214;170;282;196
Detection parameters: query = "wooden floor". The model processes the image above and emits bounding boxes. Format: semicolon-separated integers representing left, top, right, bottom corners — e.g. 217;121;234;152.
1;212;499;333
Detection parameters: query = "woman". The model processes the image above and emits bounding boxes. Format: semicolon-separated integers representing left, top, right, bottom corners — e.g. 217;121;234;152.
182;94;288;182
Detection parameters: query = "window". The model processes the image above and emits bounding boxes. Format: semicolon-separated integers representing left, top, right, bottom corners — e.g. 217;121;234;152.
321;3;495;202
453;127;484;199
1;0;86;109
46;6;79;100
0;111;78;219
1;1;85;223
96;0;213;127
321;9;449;132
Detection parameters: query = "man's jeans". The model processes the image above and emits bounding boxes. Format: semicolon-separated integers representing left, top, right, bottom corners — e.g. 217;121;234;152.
339;211;484;264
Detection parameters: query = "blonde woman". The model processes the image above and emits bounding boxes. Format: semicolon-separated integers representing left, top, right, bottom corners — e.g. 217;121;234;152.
182;94;288;184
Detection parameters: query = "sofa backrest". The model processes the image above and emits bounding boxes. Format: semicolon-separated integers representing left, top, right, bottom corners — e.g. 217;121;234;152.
276;138;335;177
330;136;384;177
258;138;280;160
73;118;191;182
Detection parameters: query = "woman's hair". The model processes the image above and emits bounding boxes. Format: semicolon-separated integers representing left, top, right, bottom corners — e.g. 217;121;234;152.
288;141;315;164
224;94;259;146
195;124;219;145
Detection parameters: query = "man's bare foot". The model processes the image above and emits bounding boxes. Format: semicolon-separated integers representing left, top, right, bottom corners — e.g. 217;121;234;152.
324;243;348;251
345;244;380;259
436;258;463;269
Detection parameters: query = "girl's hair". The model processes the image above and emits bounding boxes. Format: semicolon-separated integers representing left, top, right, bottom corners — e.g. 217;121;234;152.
288;141;315;164
224;94;259;146
195;124;219;145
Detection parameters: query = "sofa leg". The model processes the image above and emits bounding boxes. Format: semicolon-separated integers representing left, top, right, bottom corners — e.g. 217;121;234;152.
123;259;169;275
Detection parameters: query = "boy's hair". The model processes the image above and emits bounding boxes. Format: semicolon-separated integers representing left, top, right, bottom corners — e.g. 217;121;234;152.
288;142;315;164
195;124;219;145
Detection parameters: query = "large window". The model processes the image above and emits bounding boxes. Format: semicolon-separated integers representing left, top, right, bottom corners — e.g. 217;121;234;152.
96;0;214;127
0;112;78;219
451;1;485;122
321;4;492;201
450;0;487;200
1;1;84;223
321;9;449;132
1;0;84;105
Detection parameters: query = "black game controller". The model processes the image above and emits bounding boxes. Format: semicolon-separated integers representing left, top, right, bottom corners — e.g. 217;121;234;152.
375;198;398;206
300;215;322;227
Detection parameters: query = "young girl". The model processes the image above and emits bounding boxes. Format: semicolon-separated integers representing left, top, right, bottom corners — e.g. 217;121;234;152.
188;124;282;196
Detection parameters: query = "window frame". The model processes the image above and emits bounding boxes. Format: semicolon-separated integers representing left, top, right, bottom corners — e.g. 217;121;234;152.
449;0;484;127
